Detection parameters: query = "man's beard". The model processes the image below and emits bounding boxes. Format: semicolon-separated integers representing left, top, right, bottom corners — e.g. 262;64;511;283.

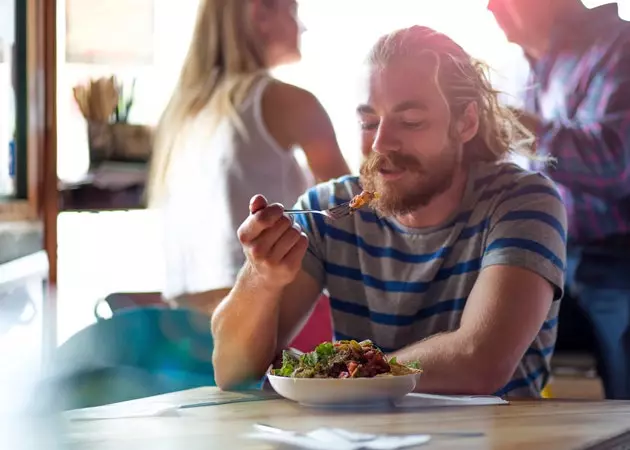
359;145;459;217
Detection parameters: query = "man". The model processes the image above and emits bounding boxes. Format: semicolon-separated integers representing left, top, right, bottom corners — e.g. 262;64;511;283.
211;26;567;397
488;0;630;399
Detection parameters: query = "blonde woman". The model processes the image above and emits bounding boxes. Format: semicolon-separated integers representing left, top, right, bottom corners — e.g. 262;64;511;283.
148;0;350;314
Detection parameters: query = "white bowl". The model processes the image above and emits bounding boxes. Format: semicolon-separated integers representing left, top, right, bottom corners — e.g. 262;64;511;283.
266;373;420;407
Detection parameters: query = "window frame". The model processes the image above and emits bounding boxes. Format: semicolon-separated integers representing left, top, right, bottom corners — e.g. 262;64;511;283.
0;0;57;228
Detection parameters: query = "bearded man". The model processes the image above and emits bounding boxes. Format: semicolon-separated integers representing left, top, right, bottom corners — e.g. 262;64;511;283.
211;26;568;397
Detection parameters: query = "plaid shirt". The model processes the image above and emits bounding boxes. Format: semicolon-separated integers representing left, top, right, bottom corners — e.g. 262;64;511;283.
525;4;630;245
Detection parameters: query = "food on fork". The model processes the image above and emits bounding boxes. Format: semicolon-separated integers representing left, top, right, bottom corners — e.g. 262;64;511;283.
271;340;422;379
349;191;378;210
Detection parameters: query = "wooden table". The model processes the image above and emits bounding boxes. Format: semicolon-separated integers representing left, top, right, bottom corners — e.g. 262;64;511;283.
48;388;630;449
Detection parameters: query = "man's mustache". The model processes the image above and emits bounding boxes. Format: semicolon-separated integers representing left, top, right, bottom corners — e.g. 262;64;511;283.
360;153;423;175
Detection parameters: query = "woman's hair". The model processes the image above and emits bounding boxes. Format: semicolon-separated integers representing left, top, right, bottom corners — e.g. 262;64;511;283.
368;26;542;165
147;0;275;206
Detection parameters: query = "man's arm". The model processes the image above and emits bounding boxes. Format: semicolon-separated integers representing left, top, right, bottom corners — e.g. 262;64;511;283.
211;266;321;389
391;174;567;395
389;265;554;395
211;190;329;390
523;40;630;199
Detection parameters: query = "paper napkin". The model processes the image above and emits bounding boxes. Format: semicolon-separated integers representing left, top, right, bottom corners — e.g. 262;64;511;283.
245;424;431;450
395;393;508;408
64;402;180;421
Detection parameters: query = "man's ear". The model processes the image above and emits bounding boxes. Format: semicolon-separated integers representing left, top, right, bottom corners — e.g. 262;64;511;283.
456;102;480;144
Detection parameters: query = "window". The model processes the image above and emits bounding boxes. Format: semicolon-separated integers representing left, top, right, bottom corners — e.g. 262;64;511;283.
0;0;14;197
0;0;42;215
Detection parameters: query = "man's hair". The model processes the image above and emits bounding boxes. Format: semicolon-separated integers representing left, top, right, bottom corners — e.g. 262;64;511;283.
368;26;538;164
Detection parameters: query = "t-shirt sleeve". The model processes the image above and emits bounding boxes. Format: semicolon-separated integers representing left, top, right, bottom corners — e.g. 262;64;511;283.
291;184;331;287
481;174;568;299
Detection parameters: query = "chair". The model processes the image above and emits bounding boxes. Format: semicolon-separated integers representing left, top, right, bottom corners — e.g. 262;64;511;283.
40;307;220;410
40;291;332;410
95;291;166;319
289;294;333;352
100;291;334;353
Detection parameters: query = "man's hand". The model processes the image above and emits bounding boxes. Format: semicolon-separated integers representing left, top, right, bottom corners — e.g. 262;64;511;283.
237;195;309;288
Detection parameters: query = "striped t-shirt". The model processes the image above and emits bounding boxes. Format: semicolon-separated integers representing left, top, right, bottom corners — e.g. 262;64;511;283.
293;161;567;397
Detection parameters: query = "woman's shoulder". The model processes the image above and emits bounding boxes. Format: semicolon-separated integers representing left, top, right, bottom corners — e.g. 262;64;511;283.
262;79;323;116
261;80;331;146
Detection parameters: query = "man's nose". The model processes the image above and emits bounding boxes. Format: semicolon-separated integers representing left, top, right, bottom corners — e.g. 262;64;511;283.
371;123;401;154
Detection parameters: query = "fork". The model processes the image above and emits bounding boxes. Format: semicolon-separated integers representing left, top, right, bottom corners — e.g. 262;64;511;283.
284;202;354;221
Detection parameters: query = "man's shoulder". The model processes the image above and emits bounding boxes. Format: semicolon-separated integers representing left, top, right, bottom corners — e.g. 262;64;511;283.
473;161;567;247
474;162;567;298
472;161;561;202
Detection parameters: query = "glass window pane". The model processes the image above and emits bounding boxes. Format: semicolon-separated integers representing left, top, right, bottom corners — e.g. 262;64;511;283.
0;0;15;197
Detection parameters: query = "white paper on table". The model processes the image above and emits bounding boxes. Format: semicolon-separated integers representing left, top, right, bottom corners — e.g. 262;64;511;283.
64;402;181;421
64;388;276;420
246;425;431;450
395;393;508;408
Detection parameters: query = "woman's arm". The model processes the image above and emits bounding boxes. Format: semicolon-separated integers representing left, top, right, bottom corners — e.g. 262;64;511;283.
262;81;351;181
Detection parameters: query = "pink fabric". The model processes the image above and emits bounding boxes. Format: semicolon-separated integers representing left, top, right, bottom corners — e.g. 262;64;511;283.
289;295;333;352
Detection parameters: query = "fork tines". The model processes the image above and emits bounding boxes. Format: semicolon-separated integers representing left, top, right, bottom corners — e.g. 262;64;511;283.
327;202;353;220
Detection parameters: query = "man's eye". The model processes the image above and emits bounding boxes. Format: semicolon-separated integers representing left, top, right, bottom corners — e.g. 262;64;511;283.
402;121;426;129
360;122;379;131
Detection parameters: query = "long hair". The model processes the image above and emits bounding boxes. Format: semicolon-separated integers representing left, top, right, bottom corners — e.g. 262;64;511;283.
147;0;274;206
368;26;542;165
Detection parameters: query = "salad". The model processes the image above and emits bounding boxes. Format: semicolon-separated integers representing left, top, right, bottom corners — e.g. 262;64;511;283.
271;340;422;379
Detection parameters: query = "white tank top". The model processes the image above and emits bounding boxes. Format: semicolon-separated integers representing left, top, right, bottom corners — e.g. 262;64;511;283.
160;76;314;299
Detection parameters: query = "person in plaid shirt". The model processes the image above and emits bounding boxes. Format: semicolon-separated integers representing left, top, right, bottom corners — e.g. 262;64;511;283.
488;0;630;399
